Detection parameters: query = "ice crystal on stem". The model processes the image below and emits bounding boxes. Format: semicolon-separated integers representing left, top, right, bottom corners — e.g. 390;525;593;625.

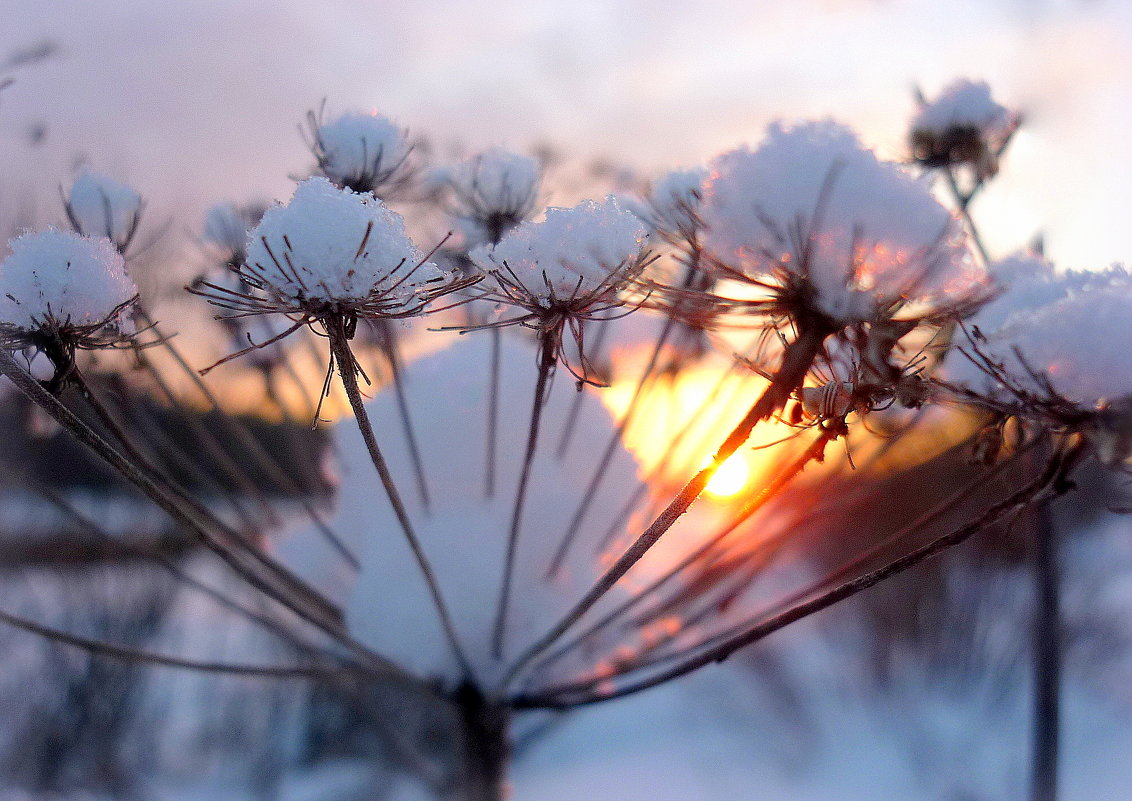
64;169;144;252
0;230;138;392
307;109;414;197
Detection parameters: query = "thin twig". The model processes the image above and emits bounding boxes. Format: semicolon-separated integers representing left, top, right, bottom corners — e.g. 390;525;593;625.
503;324;827;688
326;322;474;680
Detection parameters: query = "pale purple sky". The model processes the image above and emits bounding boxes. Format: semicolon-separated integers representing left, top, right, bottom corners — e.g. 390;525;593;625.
2;0;1130;270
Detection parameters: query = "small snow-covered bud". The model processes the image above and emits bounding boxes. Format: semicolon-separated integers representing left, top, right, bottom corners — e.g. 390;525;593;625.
643;166;706;238
910;79;1017;178
472;196;648;312
0;229;136;345
311;111;412;196
65;169;143;251
203;201;251;258
702;120;979;325
449;146;541;247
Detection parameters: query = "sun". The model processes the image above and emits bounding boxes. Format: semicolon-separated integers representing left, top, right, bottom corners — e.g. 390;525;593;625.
704;453;752;499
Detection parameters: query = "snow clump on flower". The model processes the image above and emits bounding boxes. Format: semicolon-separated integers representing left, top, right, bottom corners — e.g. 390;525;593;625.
242;177;445;311
952;262;1132;410
0;229;136;343
448;146;541;247
65;169;143;250
471;196;649;312
311;111;412;196
642;166;707;238
910;79;1016;176
203;201;253;259
701;120;979;325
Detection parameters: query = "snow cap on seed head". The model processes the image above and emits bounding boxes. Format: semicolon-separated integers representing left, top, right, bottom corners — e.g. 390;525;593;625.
0;229;136;343
701;120;979;325
311;110;413;196
244;177;443;309
642;166;707;238
203;201;254;258
448;146;541;248
470;196;649;311
910;79;1016;176
951;262;1132;411
65;169;143;251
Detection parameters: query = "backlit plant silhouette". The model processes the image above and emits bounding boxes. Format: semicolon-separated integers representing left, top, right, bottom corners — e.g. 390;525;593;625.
0;83;1125;801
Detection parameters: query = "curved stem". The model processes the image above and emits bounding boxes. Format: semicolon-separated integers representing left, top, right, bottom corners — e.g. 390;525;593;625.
503;324;826;688
485;327;501;499
491;334;557;659
516;444;1077;709
377;319;432;510
327;322;474;680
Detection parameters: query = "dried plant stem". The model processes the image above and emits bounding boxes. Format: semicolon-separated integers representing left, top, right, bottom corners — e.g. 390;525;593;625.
485;327;501;498
529;428;835;677
491;337;557;659
555;318;611;458
0;606;332;680
326;324;474;680
516;442;1079;708
547;312;681;577
135;311;356;571
595;358;746;553
504;324;827;687
1031;494;1060;801
137;353;283;528
375;319;431;510
944;167;991;266
0;350;401;681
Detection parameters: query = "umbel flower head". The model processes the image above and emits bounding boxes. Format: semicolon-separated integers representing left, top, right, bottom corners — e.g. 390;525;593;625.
699;120;983;331
64;169;144;252
447;146;541;248
305;108;414;197
469;196;651;382
202;201;264;266
0;229;138;391
948;266;1132;465
640;166;708;242
192;177;476;372
910;79;1019;180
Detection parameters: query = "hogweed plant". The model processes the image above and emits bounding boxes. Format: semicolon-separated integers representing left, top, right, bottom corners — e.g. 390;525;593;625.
0;80;1127;801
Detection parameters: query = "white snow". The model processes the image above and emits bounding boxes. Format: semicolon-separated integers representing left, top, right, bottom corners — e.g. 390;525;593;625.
701;120;980;323
244;177;444;307
65;169;143;248
470;197;648;309
292;330;646;685
203;201;250;257
912;78;1014;140
643;166;707;237
0;229;136;336
314;111;411;193
448;146;541;248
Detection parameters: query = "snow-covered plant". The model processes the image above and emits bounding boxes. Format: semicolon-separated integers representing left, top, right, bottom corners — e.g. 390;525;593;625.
447;146;541;249
63;169;143;252
469;196;651;382
700;120;983;331
0;229;137;391
910;78;1019;180
2;82;1127;801
201;200;264;266
949;265;1132;465
305;108;414;197
639;166;707;242
192;177;474;372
